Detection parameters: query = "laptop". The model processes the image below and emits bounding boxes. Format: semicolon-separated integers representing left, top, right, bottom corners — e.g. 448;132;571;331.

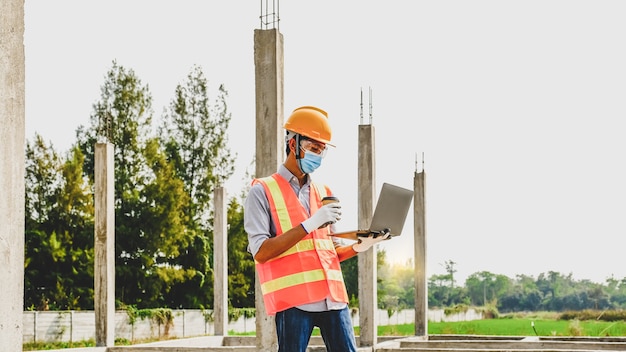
330;182;414;241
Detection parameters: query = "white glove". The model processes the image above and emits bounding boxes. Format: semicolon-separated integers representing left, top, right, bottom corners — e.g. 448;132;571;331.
301;203;342;233
353;229;391;252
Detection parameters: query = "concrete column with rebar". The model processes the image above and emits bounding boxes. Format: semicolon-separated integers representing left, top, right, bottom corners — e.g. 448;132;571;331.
357;124;377;347
253;27;284;351
414;170;428;336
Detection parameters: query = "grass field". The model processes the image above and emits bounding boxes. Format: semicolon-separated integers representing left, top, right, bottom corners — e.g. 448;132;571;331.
372;318;626;337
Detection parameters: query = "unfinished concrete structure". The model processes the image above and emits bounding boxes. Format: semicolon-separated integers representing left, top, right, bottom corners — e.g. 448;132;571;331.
8;1;626;351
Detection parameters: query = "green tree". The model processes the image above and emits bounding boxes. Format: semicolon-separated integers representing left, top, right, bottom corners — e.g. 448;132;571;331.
157;65;236;307
24;136;94;309
136;138;199;307
25;134;62;228
76;60;157;307
51;146;95;309
24;135;63;309
226;194;255;308
428;273;452;307
465;271;511;306
159;64;235;226
537;271;577;311
444;260;457;288
499;274;543;312
606;276;626;308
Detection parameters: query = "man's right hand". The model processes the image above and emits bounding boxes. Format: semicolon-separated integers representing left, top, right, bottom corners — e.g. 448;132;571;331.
301;203;342;233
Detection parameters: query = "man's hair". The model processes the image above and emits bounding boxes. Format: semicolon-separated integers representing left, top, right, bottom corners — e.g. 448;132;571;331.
285;132;294;157
285;138;292;157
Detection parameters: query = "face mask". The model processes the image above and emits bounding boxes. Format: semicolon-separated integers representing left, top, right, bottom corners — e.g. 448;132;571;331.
298;150;323;174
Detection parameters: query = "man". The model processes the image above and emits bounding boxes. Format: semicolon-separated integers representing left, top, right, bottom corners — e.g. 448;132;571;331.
244;105;389;351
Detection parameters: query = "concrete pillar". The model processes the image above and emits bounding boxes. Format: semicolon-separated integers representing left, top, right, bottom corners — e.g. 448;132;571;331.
0;1;25;350
213;186;228;336
357;124;377;347
413;170;428;336
94;142;115;347
253;28;284;351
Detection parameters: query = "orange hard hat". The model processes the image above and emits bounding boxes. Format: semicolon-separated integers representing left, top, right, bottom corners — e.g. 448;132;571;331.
284;106;334;146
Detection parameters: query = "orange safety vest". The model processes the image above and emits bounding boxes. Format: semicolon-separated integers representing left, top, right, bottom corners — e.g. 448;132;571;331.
253;174;349;315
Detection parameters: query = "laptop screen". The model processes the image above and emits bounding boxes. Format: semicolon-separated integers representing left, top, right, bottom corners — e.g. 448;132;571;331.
330;182;413;239
368;183;414;237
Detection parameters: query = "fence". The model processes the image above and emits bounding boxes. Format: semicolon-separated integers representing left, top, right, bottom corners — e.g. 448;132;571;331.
23;308;482;344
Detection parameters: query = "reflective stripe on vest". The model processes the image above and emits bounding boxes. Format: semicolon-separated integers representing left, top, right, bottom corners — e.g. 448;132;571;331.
253;174;349;315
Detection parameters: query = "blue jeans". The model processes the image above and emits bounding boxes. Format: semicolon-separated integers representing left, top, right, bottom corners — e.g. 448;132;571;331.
275;306;357;352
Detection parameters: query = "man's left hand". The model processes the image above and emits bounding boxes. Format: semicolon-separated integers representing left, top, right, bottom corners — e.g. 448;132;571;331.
353;228;391;252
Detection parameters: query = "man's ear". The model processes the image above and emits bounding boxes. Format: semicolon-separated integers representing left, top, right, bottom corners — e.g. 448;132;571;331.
289;138;297;154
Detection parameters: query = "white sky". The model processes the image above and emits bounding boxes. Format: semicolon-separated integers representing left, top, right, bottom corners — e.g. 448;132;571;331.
24;1;626;285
